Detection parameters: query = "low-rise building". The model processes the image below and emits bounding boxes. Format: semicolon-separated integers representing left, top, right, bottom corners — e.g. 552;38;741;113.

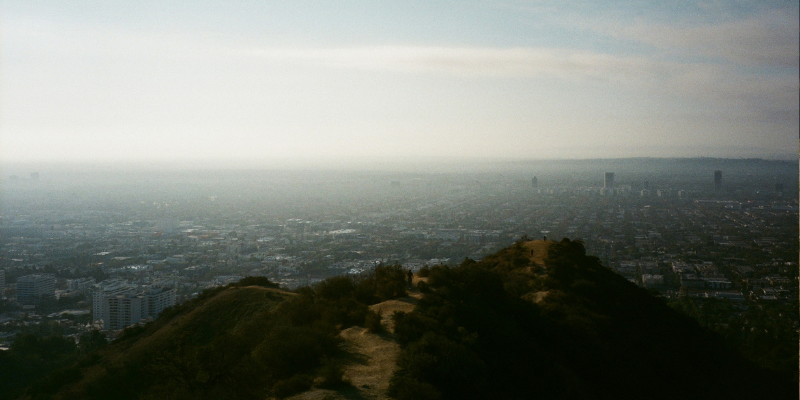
642;274;664;288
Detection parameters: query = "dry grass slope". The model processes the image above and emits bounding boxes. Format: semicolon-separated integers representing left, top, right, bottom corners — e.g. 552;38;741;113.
52;286;294;399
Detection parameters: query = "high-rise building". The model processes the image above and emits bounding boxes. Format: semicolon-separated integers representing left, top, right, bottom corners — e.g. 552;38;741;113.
93;281;176;330
93;281;138;327
106;293;143;331
714;170;722;191
604;172;615;189
143;287;177;319
16;274;56;305
531;176;538;188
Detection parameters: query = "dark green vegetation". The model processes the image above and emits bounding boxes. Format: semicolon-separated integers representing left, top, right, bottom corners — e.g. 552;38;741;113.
9;242;796;399
669;295;798;376
9;268;408;400
389;239;795;400
0;330;107;400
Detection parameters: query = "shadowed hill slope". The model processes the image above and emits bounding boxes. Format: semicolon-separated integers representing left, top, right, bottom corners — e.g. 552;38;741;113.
390;239;795;400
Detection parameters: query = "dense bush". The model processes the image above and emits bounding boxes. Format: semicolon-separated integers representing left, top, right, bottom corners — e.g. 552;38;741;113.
0;334;79;400
256;324;341;377
390;239;796;400
417;265;430;277
364;309;384;334
272;374;313;398
354;264;408;304
236;276;280;289
316;276;357;301
317;357;349;388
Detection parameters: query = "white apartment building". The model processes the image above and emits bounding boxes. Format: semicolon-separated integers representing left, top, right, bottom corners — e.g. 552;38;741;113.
143;287;177;319
67;277;96;295
106;293;143;331
16;274;56;305
93;281;139;328
93;281;176;330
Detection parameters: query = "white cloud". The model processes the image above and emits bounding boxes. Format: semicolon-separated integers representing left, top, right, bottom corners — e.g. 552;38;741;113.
240;45;798;122
598;9;799;69
242;46;664;82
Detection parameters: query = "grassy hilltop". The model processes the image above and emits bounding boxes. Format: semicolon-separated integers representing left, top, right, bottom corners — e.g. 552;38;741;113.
18;240;796;400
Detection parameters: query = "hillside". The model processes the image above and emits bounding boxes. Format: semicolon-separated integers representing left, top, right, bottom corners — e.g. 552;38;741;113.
22;269;412;400
23;242;795;400
390;239;795;399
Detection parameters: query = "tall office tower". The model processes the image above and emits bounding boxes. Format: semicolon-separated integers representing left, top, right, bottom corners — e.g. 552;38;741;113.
714;170;722;191
604;172;615;188
16;274;56;305
531;176;538;188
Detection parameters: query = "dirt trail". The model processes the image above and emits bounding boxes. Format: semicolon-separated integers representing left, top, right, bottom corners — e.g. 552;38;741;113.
517;240;554;304
288;294;418;400
522;239;552;268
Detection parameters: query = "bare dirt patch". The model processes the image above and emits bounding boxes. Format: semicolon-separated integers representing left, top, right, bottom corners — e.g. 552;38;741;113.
338;326;401;400
369;299;416;333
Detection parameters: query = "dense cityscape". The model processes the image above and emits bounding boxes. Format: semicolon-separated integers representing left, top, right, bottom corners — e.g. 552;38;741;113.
0;159;797;349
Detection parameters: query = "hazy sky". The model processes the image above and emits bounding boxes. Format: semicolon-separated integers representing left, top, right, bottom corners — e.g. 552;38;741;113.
2;1;798;165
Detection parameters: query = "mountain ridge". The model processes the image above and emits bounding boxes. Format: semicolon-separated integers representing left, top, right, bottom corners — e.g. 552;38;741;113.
22;241;796;400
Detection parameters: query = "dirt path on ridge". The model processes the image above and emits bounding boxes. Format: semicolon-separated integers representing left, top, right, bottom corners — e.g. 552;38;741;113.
287;292;419;400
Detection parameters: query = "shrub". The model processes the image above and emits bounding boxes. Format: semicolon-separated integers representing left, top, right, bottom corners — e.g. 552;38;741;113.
365;310;384;334
354;264;408;304
316;276;356;301
389;374;441;400
255;326;339;378
236;276;279;289
319;297;368;328
374;265;408;300
272;374;313;398
30;366;83;395
318;358;349;388
417;266;430;277
392;311;441;346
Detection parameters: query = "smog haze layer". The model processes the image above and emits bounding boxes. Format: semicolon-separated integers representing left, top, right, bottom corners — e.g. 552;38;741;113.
2;1;798;164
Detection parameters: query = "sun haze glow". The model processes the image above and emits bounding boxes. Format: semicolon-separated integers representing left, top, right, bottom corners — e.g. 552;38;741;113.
2;1;798;166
